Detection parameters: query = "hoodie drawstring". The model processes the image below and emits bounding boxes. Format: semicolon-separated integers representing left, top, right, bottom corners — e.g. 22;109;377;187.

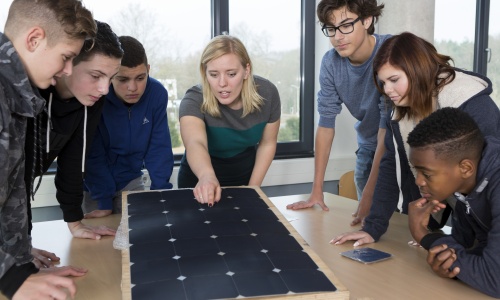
46;93;52;153
30;94;87;200
82;106;87;174
30;93;52;200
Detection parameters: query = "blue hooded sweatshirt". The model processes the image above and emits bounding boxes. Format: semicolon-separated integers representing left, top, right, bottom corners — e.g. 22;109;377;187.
84;76;174;209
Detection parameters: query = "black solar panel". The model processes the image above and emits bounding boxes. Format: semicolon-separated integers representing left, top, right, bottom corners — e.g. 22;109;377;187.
126;188;337;300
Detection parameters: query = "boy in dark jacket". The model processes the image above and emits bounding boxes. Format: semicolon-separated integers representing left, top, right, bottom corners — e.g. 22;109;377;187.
0;0;96;298
408;107;500;298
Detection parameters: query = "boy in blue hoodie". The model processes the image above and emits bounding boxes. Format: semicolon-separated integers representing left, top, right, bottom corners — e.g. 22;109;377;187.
84;36;174;218
407;107;500;298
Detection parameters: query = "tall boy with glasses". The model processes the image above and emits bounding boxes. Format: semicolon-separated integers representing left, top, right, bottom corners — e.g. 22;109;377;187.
287;0;390;226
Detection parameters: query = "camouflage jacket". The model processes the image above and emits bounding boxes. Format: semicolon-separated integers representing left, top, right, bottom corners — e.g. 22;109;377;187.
0;33;45;281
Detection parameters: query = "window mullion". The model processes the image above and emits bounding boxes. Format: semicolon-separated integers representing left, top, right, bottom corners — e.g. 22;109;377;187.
473;0;490;75
212;0;229;37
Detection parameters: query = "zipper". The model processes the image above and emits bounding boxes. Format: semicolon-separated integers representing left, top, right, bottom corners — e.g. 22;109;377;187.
464;200;471;214
454;177;490;231
128;107;132;120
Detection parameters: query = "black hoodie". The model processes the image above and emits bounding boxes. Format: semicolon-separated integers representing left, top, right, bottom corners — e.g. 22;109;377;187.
24;85;104;229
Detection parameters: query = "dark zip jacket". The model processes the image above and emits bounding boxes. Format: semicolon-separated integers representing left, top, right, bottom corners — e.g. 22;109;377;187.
421;137;500;298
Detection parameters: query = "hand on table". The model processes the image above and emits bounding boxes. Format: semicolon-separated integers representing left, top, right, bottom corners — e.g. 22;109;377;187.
330;230;375;247
427;244;460;278
67;221;116;240
408;240;423;248
351;199;370;227
193;174;222;206
351;185;374;226
286;191;329;211
31;248;60;268
84;209;112;219
408;198;447;243
13;265;87;300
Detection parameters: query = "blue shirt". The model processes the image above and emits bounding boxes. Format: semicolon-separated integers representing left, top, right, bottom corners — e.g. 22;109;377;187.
317;34;391;150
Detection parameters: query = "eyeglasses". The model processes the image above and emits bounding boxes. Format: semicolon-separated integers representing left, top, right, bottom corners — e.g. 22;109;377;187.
321;17;361;37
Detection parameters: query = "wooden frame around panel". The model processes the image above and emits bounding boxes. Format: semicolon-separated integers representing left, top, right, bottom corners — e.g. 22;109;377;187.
121;187;350;300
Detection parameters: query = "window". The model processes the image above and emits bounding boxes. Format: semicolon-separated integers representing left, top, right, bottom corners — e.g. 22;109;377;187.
89;0;315;159
0;0;314;161
224;0;315;157
434;0;500;104
86;0;212;156
487;0;500;103
434;0;476;71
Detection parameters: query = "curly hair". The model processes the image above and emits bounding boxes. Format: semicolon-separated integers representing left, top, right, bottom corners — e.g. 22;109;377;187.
407;107;484;163
317;0;384;35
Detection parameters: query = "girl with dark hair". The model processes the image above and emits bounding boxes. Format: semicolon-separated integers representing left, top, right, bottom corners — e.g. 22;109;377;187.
333;31;500;247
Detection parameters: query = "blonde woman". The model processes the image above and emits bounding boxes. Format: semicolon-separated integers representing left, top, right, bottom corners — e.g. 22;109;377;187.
178;35;281;205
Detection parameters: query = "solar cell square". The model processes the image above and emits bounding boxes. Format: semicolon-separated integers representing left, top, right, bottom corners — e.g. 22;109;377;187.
130;257;180;285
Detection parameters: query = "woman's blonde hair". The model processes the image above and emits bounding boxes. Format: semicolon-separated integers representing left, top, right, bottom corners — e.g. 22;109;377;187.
200;35;263;118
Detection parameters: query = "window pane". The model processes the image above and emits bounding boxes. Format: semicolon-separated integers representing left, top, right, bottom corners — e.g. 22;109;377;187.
85;0;211;155
434;0;476;71
229;0;302;142
488;0;500;104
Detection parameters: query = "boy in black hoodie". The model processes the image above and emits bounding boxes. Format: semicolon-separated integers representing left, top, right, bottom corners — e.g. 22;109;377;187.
24;21;123;266
408;107;500;298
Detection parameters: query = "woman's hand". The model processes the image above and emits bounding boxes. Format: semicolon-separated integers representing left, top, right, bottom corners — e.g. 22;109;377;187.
193;174;222;206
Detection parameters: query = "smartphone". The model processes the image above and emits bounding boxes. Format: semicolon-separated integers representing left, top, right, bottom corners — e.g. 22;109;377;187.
340;247;392;264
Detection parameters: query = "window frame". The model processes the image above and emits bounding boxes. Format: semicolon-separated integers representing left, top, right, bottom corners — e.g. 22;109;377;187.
473;0;490;75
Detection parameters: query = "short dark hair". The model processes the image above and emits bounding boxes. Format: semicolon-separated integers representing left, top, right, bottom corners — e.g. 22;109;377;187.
407;107;484;163
5;0;96;45
317;0;384;35
73;20;123;66
118;36;148;68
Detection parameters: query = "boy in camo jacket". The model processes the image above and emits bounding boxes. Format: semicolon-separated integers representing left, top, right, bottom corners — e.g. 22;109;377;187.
0;1;96;298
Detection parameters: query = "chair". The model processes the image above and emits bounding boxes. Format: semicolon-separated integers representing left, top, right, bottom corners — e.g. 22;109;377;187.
338;170;358;200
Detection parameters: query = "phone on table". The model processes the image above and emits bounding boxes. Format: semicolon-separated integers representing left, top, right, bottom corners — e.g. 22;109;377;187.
340;247;392;264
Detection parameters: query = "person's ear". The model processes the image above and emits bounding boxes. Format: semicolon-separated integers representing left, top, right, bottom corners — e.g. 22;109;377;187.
244;63;250;79
147;64;151;74
25;26;46;52
363;16;373;30
459;159;475;179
